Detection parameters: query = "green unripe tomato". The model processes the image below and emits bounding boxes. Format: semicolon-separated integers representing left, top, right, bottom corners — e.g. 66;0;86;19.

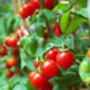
81;60;90;73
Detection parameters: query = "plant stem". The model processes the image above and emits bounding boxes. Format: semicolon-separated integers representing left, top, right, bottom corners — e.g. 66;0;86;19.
11;0;17;14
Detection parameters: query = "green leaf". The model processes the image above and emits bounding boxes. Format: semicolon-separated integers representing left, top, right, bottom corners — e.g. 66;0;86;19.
13;84;27;90
27;81;35;90
71;8;88;18
75;0;87;7
39;9;57;25
27;34;38;57
54;0;59;6
53;3;69;11
60;12;70;33
20;49;28;69
64;16;87;37
34;21;45;37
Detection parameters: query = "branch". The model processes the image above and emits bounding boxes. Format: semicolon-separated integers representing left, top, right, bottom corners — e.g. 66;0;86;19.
11;0;17;14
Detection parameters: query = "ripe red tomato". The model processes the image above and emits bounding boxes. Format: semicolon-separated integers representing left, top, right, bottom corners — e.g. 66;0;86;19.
15;69;20;74
5;36;18;47
39;82;53;90
45;48;59;61
54;22;62;36
23;3;35;16
0;45;7;56
41;60;58;78
19;7;28;19
34;59;40;69
6;71;13;79
43;33;48;38
56;51;74;69
15;29;24;39
30;0;40;10
28;71;48;88
7;58;17;67
19;3;35;19
5;63;11;69
43;0;55;10
11;47;19;56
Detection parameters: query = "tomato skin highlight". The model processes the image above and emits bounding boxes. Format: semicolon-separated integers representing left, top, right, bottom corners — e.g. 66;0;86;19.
43;0;55;10
28;71;48;89
54;22;62;36
0;45;7;56
34;59;40;69
5;36;18;47
56;51;74;69
45;48;59;61
39;82;53;90
30;0;40;10
6;71;13;79
41;60;58;78
7;58;17;67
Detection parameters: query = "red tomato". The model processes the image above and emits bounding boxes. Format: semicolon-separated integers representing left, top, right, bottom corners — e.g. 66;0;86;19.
41;60;58;78
45;48;59;61
6;71;13;79
30;0;40;10
15;69;20;74
43;33;48;38
23;3;35;16
19;3;35;19
7;58;17;67
54;22;62;36
43;0;55;10
11;47;19;56
5;36;18;47
5;63;11;69
28;71;48;88
56;51;74;69
39;82;53;90
19;7;28;19
15;29;24;39
34;59;40;69
0;45;7;56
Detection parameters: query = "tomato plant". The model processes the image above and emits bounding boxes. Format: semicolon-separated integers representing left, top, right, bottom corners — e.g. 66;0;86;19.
0;0;90;90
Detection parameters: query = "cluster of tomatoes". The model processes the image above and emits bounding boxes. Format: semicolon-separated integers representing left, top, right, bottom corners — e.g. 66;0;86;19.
19;0;55;19
0;28;25;79
28;48;74;90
